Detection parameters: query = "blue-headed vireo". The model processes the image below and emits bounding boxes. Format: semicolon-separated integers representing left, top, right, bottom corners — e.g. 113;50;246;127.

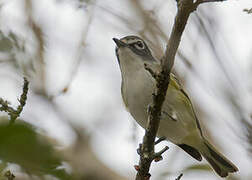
113;35;238;177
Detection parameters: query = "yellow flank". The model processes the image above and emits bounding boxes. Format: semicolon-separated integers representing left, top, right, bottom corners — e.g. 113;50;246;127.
169;74;194;110
169;74;181;91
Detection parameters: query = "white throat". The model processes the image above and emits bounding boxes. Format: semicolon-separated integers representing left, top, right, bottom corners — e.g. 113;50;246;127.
117;47;145;78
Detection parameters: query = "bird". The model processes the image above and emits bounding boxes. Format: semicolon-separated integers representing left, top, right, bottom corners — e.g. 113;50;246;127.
113;35;238;177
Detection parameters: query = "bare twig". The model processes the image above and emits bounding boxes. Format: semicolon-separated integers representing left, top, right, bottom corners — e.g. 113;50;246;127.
175;173;183;180
0;99;15;115
195;0;226;5
0;78;29;124
10;78;29;124
135;0;225;179
244;8;252;14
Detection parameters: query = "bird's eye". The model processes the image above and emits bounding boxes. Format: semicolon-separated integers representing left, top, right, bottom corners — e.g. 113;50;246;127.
134;41;144;50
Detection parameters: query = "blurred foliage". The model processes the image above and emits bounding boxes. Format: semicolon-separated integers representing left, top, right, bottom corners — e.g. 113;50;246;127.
0;1;127;179
3;170;15;180
243;8;252;14
0;30;25;70
0;32;13;52
0;30;21;54
0;117;72;180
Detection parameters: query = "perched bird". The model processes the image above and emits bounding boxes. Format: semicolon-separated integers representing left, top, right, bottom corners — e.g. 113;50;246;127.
113;35;238;177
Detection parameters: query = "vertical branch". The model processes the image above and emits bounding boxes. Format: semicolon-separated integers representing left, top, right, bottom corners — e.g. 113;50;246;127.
135;0;224;179
162;0;195;72
135;1;197;179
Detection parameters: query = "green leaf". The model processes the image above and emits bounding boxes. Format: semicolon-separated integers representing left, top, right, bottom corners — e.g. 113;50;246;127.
0;119;72;180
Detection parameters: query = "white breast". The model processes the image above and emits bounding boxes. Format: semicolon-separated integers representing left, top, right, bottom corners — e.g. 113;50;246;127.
118;48;195;144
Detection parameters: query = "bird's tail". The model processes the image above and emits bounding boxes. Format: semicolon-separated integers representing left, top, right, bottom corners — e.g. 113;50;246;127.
200;138;238;177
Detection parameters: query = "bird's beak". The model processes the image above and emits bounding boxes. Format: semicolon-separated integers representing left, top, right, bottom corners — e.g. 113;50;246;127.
113;38;127;48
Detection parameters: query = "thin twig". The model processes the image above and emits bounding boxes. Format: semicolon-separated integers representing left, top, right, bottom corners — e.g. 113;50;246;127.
0;99;15;115
135;0;226;179
244;8;252;14
9;78;29;124
175;173;183;180
196;0;226;4
0;78;29;125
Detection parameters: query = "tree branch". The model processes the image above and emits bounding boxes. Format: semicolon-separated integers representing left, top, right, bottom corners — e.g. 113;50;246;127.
0;78;29;125
135;0;225;179
175;173;183;180
199;0;226;3
243;8;252;14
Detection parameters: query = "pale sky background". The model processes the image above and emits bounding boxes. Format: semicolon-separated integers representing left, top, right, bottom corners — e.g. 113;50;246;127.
0;0;252;180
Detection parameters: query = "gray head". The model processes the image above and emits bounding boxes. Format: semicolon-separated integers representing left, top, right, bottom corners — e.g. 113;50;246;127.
113;36;156;66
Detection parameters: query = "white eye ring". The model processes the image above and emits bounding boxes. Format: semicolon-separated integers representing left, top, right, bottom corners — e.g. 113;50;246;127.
134;41;145;50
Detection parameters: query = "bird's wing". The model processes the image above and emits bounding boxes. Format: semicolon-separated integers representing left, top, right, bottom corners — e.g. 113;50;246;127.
165;74;203;136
